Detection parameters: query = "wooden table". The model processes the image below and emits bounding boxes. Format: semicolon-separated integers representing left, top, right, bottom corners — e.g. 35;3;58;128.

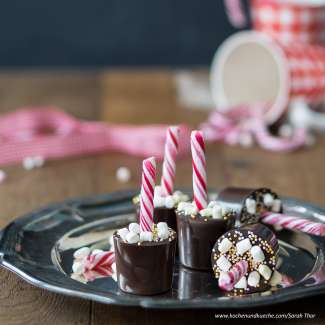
0;70;324;324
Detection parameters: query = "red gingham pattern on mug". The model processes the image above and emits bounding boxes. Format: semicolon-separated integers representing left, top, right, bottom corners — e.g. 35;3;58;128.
251;0;325;44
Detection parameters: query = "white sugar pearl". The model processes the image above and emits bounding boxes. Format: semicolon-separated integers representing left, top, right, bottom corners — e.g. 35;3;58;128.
165;195;175;209
258;264;272;280
200;208;212;217
250;246;265;263
217;255;232;272
23;157;35;170
245;198;256;214
248;271;260;287
125;232;139;244
128;222;140;234
117;227;129;241
234;276;247;289
158;227;169;240
0;170;7;183
72;261;85;274
154;195;165;208
116;166;131;183
263;193;274;207
73;247;90;260
270;270;282;286
92;249;104;255
140;231;153;242
272;199;282;212
212;205;223;219
218;238;233;253
236;238;252;255
208;201;218;208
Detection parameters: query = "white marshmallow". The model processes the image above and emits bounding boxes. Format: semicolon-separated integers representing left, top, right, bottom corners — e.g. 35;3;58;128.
157;222;168;232
72;261;85;274
217;255;232;272
248;271;260;287
245;198;256;214
23;157;36;170
184;205;198;215
180;194;190;202
200;208;213;217
208;201;218;208
263;193;274;207
92;249;104;255
218;238;232;253
258;264;272;280
111;262;116;273
154;195;165;208
158;227;169;240
140;231;153;242
73;247;90;260
125;232;139;244
250;246;265;263
116;166;131;183
71;273;87;283
165;195;175;209
272;199;282;212
177;201;191;211
234;276;247;289
270;270;282;286
128;222;140;234
117;227;129;241
212;205;223;219
236;238;252;255
33;156;45;167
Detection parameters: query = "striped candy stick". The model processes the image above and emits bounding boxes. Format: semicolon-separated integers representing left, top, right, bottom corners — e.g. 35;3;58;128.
139;157;157;232
218;260;248;291
191;130;208;210
84;251;115;273
261;212;325;237
161;126;180;196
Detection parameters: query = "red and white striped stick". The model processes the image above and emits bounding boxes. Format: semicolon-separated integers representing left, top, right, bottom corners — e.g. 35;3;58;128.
83;251;115;280
218;260;248;291
191;131;208;210
139;157;156;232
261;212;325;237
161;126;180;196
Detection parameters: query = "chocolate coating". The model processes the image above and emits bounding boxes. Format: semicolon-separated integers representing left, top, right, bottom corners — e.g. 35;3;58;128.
218;187;282;225
113;233;176;295
177;211;235;270
212;223;279;294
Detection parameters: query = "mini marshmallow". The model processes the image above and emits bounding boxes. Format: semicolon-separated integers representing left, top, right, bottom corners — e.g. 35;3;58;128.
208;201;218;208
129;222;140;234
0;170;7;183
92;249;104;255
212;205;223;219
270;270;282;286
125;232;139;244
184;205;198;215
71;273;87;283
236;238;252;256
200;208;213;217
33;156;45;167
263;193;274;207
218;238;232;254
73;247;90;260
234;276;247;289
217;255;232;272
116;166;131;183
165;195;175;209
258;264;272;280
158;227;169;240
245;198;256;214
248;271;260;287
272;199;282;212
250;245;265;263
117;227;129;241
157;222;168;232
72;261;85;274
154;195;165;208
140;231;153;242
23;157;35;170
177;201;191;211
111;262;116;273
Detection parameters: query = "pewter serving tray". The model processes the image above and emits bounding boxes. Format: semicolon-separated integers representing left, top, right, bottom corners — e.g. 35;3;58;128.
1;189;325;309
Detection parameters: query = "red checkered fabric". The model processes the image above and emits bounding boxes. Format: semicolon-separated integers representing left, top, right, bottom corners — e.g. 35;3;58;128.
252;0;325;44
281;42;325;101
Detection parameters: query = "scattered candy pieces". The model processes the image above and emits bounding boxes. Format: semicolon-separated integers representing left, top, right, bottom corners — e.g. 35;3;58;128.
0;170;7;183
116;166;131;183
23;156;45;170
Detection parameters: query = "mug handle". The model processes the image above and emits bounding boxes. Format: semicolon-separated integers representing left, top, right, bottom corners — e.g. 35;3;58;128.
224;0;248;28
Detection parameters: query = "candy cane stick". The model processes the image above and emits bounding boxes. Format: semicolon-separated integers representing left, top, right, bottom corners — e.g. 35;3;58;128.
218;260;248;291
191;131;208;210
161;126;180;196
261;212;325;237
139;157;156;232
84;251;115;272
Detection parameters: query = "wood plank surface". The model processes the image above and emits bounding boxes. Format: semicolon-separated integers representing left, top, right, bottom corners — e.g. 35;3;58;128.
0;69;324;324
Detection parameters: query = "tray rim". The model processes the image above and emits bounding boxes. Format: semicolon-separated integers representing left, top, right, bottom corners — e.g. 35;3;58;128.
1;189;325;310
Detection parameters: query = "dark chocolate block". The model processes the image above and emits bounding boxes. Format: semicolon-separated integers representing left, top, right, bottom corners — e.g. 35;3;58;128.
176;211;235;271
218;187;282;225
113;233;176;295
